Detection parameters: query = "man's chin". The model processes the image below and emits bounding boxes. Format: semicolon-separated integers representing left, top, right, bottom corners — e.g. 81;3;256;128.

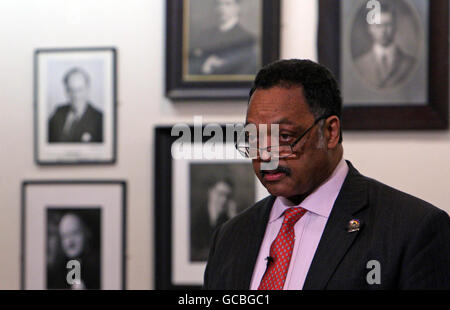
381;40;394;47
263;181;295;198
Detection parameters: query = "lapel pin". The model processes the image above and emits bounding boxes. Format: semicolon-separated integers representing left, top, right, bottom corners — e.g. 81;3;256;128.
347;219;361;233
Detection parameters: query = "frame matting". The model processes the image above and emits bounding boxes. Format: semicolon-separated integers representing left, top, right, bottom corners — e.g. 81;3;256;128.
21;180;126;290
34;47;118;164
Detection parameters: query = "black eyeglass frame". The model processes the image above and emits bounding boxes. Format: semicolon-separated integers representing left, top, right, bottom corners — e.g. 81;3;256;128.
235;114;334;159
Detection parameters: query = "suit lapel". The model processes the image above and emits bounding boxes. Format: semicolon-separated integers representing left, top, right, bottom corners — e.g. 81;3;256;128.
235;196;275;290
303;162;369;290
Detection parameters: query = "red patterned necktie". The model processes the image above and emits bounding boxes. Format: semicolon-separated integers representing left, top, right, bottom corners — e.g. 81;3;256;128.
258;207;307;290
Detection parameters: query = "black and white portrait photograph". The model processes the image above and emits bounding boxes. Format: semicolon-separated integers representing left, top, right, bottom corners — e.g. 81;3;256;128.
189;163;255;262
21;181;126;290
155;130;270;289
341;0;428;105
185;0;262;79
318;0;448;129
165;0;280;100
48;66;103;144
34;48;117;164
352;0;419;89
46;208;101;290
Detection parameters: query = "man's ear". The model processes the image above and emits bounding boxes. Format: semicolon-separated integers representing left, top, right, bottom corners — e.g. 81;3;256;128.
325;116;341;149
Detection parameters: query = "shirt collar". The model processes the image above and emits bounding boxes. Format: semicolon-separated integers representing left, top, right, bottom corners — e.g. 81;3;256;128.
373;44;396;64
219;16;239;32
69;102;89;119
269;158;349;223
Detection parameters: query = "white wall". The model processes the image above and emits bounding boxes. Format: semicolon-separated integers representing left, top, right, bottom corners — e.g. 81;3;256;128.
0;0;448;289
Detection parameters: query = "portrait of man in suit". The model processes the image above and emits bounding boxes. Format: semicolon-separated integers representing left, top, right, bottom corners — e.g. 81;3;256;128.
48;67;103;143
188;0;259;76
46;209;101;290
353;1;416;89
190;163;255;262
203;59;450;290
191;178;236;261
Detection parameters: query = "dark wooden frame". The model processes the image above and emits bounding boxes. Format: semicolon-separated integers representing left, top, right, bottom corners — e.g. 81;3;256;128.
165;0;280;100
155;125;242;290
318;0;449;130
21;180;127;290
34;47;118;165
154;126;182;289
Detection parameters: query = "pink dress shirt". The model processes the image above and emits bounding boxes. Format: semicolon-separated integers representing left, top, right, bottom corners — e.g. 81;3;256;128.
250;158;349;290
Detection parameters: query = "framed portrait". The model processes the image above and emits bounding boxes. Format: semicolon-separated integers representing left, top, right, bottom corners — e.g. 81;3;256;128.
34;47;117;164
165;0;280;100
154;126;268;289
21;181;126;290
318;0;448;129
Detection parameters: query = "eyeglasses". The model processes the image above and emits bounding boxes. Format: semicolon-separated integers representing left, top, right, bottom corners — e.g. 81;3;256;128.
235;115;331;159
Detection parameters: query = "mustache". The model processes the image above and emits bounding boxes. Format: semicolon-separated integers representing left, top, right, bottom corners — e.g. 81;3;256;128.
260;165;292;177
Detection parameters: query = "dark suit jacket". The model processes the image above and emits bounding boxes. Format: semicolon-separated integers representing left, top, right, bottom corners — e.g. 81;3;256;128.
189;24;258;75
48;103;103;143
354;47;415;89
204;162;450;290
191;204;231;262
47;251;101;290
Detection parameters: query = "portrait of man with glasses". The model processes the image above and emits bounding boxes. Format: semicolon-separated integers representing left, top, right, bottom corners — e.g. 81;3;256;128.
204;59;450;290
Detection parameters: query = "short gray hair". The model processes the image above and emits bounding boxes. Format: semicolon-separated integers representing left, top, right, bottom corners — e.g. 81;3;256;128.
63;67;90;88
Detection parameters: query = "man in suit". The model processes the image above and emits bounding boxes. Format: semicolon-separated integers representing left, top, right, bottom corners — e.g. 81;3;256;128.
354;1;415;88
203;59;450;290
191;178;236;261
189;0;258;75
47;213;100;289
48;67;103;143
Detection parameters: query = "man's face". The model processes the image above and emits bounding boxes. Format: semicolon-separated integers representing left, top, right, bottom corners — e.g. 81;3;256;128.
368;12;396;47
215;0;240;25
59;214;85;259
246;86;329;200
65;72;89;108
209;181;232;212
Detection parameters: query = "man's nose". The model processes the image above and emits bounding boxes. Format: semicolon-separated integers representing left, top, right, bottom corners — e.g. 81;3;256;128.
259;149;272;162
